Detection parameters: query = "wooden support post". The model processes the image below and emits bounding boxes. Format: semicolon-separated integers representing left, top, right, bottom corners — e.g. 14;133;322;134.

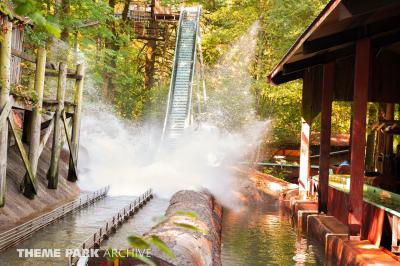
47;62;67;189
318;62;334;214
365;104;377;172
0;19;12;207
348;38;370;237
392;215;399;253
23;47;46;198
68;64;84;182
8;112;37;196
385;103;394;155
299;118;311;198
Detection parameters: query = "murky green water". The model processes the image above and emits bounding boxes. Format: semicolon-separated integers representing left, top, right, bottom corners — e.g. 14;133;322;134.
221;201;324;266
0;195;324;266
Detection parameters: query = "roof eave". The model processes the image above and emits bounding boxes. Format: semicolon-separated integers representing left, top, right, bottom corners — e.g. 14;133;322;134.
267;0;342;84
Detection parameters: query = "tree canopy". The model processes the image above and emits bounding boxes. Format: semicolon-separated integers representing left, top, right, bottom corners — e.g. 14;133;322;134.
8;0;351;146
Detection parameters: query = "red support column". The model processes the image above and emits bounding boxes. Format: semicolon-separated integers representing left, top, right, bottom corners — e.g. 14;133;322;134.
299;118;311;198
349;38;370;237
318;62;334;214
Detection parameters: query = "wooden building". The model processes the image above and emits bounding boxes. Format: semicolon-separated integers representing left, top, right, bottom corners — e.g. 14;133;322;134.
115;0;180;41
268;0;400;252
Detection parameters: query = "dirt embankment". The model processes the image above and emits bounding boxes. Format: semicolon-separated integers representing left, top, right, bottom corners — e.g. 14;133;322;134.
0;142;80;232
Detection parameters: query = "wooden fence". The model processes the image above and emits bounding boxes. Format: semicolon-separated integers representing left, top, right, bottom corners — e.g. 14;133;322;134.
0;186;110;252
69;189;153;266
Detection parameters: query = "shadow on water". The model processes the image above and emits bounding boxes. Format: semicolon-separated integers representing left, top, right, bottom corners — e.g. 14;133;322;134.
221;201;325;266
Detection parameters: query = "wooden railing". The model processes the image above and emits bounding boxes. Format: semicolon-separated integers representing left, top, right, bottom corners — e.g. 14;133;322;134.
0;186;109;252
69;189;153;266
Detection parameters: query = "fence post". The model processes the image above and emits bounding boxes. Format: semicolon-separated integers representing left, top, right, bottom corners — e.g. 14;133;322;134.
0;18;12;207
47;62;67;189
23;47;46;198
68;64;84;182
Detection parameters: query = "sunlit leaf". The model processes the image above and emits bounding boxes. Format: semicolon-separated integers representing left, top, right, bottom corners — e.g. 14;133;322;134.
147;235;175;259
175;210;198;219
44;22;61;38
174;222;207;234
127;236;150;249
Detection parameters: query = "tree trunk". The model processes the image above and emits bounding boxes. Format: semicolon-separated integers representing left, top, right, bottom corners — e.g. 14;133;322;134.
365;104;377;172
144;0;157;90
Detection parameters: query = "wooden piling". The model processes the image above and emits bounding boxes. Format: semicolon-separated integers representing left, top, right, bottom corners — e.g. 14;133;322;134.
318;62;334;214
348;38;370;237
68;63;84;182
0;19;12;207
47;62;67;189
23;47;46;197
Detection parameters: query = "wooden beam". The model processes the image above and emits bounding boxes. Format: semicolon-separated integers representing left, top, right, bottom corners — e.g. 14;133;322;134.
45;70;83;80
0;19;12;207
299;118;311;198
385;104;394;157
318;62;334;214
284;45;354;74
348;38;370;237
303;14;400;54
11;48;79;75
38;117;54;156
8;112;37;196
270;70;303;85
62;111;78;182
68;64;84;182
24;47;46;198
47;62;67;189
0;101;11;131
392;215;399;253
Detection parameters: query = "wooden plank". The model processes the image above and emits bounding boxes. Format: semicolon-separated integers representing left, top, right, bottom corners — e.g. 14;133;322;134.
62;111;78;182
302;65;323;124
0;101;11;132
303;14;400;54
284;45;354;74
318;62;334;214
0;19;13;207
24;47;47;198
8;113;37;196
385;104;394;157
392;215;399;252
45;70;83;80
47;62;67;189
348;38;370;237
68;64;84;182
11;48;78;75
38;117;54;156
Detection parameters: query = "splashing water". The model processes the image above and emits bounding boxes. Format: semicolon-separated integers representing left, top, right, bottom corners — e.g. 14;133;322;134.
77;21;267;209
206;21;260;130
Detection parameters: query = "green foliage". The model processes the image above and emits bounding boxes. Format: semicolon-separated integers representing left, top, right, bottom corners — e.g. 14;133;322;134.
17;0;351;146
147;235;176;259
12;0;61;37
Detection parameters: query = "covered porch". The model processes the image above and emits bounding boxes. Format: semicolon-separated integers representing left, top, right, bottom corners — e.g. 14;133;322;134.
268;0;400;258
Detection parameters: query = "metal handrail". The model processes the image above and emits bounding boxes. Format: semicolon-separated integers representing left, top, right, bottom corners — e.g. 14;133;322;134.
186;6;202;128
0;186;110;252
161;6;201;141
161;7;185;141
69;189;153;266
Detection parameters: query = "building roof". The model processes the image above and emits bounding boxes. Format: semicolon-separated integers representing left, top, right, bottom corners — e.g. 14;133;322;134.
268;0;400;85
